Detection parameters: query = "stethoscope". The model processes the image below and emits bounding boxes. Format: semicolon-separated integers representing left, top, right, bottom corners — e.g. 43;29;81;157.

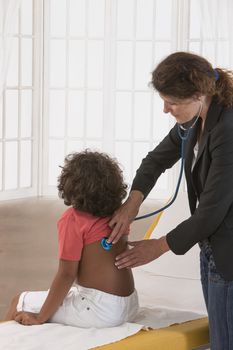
101;103;203;250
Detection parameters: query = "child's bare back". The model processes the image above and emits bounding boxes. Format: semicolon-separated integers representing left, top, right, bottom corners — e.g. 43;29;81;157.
78;236;134;297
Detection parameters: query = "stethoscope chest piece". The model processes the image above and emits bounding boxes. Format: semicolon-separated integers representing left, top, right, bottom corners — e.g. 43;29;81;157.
101;237;113;250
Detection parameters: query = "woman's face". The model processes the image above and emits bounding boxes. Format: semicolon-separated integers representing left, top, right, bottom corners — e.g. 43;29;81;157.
159;93;202;125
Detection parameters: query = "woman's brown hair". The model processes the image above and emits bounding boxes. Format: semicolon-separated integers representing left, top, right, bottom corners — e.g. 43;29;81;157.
58;150;127;217
151;51;233;107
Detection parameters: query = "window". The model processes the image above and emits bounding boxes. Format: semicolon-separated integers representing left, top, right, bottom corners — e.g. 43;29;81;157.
43;0;178;198
0;0;42;200
43;0;106;194
188;0;232;68
1;0;232;201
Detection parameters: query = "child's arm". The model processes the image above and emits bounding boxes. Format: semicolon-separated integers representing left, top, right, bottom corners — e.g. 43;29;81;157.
15;259;79;325
37;259;79;323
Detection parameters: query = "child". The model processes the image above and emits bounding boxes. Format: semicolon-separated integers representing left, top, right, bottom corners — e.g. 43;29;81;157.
4;150;138;327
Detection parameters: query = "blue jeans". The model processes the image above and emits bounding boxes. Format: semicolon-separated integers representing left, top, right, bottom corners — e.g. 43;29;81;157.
200;249;233;350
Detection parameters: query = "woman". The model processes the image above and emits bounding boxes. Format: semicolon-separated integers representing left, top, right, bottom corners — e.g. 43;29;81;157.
107;51;233;349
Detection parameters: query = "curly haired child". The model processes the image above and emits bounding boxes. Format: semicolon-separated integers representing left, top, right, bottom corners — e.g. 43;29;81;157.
4;150;138;327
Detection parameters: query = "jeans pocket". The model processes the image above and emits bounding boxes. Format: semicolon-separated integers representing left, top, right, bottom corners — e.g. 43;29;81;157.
200;250;208;282
209;271;223;283
207;254;226;283
209;264;227;284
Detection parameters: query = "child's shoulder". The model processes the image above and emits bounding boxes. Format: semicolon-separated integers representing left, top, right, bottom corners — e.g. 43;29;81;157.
58;207;111;236
59;207;75;220
58;207;105;224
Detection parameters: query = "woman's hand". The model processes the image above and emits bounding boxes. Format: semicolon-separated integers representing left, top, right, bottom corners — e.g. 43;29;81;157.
108;191;144;244
15;311;42;326
115;237;170;269
108;203;136;244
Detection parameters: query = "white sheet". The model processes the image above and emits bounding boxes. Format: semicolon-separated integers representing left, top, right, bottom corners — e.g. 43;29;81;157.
0;269;206;350
0;321;143;350
0;309;204;350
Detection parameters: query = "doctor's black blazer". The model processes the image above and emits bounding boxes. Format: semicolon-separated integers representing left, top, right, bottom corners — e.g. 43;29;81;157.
131;100;233;281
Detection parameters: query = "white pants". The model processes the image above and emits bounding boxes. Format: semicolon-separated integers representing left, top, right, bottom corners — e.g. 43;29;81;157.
17;285;139;328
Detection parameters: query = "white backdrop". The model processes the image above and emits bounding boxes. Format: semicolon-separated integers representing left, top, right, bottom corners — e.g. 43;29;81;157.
0;0;233;201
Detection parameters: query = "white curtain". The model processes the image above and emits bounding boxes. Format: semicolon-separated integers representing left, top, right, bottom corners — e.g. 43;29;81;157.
199;0;233;68
0;0;22;98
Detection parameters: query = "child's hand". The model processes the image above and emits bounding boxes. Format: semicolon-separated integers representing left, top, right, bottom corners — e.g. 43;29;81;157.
15;311;42;326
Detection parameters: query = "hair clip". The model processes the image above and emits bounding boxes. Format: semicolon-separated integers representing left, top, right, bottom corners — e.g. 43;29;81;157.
214;69;220;81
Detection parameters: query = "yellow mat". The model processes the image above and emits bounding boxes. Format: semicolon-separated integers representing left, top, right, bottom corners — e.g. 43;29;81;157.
95;317;209;350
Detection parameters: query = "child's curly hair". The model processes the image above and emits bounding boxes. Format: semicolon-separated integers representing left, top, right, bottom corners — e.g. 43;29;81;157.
58;150;128;217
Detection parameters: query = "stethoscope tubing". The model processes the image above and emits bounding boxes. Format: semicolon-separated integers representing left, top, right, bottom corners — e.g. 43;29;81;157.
134;133;186;220
134;115;199;221
101;114;200;250
101;133;186;250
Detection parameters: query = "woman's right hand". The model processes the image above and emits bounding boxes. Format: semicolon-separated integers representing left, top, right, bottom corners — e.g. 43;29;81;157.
108;191;144;244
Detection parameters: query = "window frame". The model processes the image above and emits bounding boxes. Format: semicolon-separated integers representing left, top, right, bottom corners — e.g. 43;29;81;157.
0;0;43;200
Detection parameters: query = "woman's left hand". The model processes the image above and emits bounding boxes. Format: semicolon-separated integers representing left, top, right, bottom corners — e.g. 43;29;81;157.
115;237;170;269
15;311;42;326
